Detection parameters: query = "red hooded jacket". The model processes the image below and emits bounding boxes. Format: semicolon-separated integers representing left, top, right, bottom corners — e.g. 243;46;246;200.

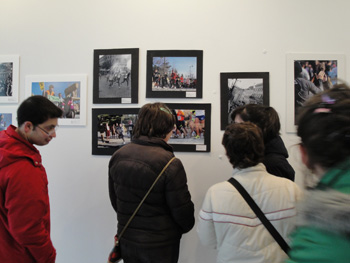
0;125;56;263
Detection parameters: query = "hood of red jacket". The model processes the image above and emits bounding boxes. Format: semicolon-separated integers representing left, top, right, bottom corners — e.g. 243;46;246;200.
0;125;41;169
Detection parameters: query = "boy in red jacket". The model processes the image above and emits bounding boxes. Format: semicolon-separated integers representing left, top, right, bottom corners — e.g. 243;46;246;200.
0;96;62;263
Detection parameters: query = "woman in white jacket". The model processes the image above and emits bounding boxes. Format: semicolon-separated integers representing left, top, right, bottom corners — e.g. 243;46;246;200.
197;122;302;263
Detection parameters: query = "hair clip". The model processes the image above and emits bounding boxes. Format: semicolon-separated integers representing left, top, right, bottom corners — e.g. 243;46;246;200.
313;108;331;113
160;107;172;115
321;94;335;105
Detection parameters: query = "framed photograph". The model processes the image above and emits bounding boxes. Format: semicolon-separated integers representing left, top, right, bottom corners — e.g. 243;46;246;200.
93;48;139;104
25;74;87;126
146;50;203;98
92;108;140;155
220;72;269;130
0;107;16;131
0;55;19;103
286;53;345;133
166;103;211;152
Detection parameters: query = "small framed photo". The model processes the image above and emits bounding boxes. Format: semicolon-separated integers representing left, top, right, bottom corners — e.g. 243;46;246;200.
93;48;139;104
92;108;140;155
220;72;269;130
146;50;203;98
25;74;87;126
166;103;211;152
0;55;19;103
0;107;17;131
286;53;345;133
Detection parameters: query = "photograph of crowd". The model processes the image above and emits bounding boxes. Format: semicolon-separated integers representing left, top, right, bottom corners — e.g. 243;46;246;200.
98;54;132;98
294;60;338;121
29;81;82;120
168;109;205;145
151;57;197;91
146;50;203;98
0;62;13;97
0;113;12;131
96;113;137;148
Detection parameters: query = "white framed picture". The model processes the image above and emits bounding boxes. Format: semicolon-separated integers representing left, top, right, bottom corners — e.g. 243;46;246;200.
0;55;19;103
286;53;345;133
25;74;87;126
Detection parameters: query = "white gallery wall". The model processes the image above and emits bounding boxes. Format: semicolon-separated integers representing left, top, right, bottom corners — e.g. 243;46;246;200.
1;0;349;262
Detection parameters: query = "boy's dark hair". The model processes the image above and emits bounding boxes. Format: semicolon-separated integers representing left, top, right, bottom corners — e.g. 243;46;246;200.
231;104;280;143
17;96;63;126
222;122;264;169
297;84;350;169
133;102;175;139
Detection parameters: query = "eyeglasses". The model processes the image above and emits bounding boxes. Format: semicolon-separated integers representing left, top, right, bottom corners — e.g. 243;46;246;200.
36;125;59;136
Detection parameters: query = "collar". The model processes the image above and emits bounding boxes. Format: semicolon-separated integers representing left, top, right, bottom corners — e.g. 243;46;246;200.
231;163;266;177
316;158;350;191
132;135;173;153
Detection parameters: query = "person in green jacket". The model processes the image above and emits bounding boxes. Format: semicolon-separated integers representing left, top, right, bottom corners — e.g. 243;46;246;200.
286;84;350;263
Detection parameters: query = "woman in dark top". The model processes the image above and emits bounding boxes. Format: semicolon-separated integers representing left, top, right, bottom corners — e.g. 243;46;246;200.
231;104;295;181
108;102;195;263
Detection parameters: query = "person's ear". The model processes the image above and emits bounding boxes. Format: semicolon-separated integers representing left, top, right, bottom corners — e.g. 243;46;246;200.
23;121;33;133
299;144;310;168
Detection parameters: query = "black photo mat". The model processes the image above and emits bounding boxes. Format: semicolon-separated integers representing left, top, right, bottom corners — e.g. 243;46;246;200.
220;72;269;130
92;108;140;155
92;103;211;155
146;50;203;99
166;103;211;152
93;48;139;104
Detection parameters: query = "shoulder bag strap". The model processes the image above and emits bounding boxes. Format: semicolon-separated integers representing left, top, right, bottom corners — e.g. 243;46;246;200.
228;177;290;254
117;157;176;242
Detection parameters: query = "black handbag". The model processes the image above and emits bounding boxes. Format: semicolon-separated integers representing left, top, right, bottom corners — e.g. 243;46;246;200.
107;157;176;263
228;177;290;254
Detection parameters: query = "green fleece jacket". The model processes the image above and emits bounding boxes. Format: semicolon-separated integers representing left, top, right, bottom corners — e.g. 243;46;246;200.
286;158;350;263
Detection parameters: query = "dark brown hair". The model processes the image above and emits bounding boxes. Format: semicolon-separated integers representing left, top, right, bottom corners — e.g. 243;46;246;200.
133;102;175;139
231;104;280;143
297;84;350;169
222;122;264;169
17;95;63;127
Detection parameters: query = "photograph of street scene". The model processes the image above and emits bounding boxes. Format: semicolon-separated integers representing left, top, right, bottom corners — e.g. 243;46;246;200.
96;108;205;150
96;113;137;148
30;81;81;120
0;62;13;97
228;78;264;124
152;57;197;92
98;54;131;98
169;109;205;145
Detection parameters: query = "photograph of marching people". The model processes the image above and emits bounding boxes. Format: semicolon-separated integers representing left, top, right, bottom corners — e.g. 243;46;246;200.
93;48;139;104
166;103;211;152
92;108;139;155
286;54;345;132
220;72;269;130
146;50;203;98
0;55;19;103
26;75;87;126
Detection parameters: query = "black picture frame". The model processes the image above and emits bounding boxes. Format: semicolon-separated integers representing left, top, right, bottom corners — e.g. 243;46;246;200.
166;103;211;152
92;108;140;155
146;50;203;99
93;48;139;104
220;72;269;130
